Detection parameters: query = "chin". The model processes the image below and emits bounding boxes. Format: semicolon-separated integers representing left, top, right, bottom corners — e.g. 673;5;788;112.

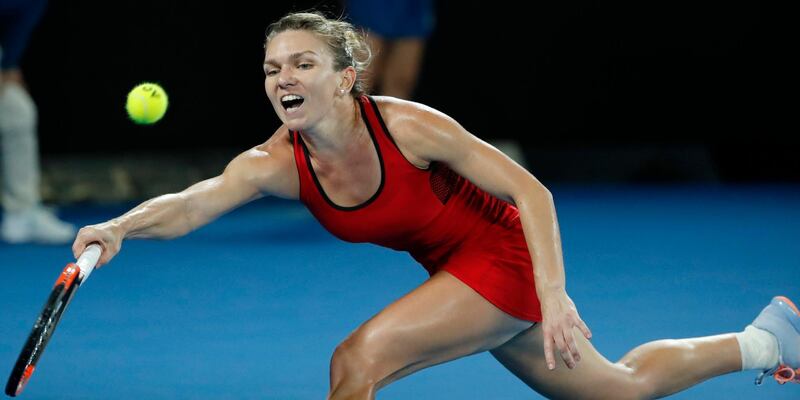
283;118;308;132
273;107;303;130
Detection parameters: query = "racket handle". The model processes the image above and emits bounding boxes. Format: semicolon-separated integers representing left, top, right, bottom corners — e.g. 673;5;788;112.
76;244;102;280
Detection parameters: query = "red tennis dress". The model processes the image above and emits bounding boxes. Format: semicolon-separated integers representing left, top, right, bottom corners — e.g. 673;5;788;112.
290;96;542;322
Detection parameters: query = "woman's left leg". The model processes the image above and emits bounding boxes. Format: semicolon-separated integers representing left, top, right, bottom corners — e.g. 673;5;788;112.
327;270;533;400
492;295;800;399
490;324;742;399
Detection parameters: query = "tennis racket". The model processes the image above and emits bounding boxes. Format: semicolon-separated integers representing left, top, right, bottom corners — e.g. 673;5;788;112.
5;244;103;397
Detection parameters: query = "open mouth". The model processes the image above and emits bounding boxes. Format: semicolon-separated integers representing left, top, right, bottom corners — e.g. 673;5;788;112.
280;94;305;113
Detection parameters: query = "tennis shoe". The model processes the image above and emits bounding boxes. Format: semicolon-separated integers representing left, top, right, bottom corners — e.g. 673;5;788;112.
752;296;800;385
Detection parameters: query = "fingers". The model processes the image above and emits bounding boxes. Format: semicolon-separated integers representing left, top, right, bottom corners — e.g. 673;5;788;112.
73;229;90;254
94;241;113;268
565;328;580;365
544;327;577;370
543;331;556;370
555;329;576;369
98;246;117;268
72;226;114;268
565;315;591;365
544;322;589;370
71;240;84;260
578;318;593;340
541;294;592;372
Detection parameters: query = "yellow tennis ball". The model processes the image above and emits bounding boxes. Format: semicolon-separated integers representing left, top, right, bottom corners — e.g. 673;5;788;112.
125;83;169;124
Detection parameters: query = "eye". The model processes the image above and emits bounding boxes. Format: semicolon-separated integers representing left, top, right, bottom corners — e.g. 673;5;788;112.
298;63;313;70
265;69;279;76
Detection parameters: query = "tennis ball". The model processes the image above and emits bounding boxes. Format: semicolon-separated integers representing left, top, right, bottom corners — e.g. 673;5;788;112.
125;82;168;124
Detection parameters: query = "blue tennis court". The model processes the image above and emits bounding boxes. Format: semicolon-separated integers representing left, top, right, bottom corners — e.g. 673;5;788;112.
1;184;798;399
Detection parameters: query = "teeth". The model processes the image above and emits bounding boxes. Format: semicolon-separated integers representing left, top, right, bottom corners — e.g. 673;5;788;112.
281;94;303;102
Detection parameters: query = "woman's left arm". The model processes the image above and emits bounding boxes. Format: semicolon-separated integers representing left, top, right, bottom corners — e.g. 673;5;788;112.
393;101;592;371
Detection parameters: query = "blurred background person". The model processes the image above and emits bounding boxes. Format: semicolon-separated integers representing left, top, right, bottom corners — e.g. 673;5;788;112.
342;1;527;168
1;0;75;244
344;0;435;100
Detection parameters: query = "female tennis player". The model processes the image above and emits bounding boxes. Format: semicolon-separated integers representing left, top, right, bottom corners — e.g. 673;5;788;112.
72;12;799;399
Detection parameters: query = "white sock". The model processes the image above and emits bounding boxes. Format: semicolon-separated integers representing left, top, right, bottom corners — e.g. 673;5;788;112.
735;325;780;371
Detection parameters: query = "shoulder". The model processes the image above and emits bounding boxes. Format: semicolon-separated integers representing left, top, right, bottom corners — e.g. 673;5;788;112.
253;126;295;159
370;96;471;165
371;96;457;131
234;126;293;170
227;126;299;199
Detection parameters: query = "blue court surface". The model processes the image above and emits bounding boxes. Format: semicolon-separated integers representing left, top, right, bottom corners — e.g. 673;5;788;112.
1;184;798;399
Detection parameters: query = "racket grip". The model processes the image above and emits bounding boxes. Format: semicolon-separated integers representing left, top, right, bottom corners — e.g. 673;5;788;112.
76;244;102;280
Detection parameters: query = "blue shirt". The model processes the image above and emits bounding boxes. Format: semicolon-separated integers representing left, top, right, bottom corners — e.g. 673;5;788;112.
0;0;48;70
346;0;435;39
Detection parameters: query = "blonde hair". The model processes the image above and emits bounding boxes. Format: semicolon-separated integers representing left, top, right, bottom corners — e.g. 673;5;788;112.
265;12;372;96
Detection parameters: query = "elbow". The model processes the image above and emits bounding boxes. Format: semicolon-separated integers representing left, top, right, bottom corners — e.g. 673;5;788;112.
542;186;554;203
512;180;552;208
535;182;552;199
533;180;553;203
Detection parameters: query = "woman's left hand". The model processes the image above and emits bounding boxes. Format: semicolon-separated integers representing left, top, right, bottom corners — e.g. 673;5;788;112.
540;289;592;370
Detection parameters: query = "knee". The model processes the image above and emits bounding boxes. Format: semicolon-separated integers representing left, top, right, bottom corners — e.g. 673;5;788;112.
328;330;385;399
330;336;377;383
620;339;693;400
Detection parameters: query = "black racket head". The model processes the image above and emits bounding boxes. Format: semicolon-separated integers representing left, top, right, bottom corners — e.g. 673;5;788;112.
5;263;82;397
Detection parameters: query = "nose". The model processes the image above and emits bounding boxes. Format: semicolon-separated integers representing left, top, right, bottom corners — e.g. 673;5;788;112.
277;68;297;88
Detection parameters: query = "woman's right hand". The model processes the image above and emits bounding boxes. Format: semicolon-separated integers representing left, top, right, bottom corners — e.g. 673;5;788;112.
72;220;126;268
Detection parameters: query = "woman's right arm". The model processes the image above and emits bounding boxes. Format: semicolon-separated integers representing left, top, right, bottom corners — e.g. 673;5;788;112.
72;129;296;266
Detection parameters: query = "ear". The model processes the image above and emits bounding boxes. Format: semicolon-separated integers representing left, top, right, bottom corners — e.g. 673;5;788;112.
338;66;357;95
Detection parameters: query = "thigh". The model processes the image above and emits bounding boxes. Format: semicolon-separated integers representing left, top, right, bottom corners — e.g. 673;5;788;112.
490;325;641;400
341;270;533;389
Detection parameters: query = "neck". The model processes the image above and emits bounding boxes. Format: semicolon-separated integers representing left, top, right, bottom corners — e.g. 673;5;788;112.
300;95;365;162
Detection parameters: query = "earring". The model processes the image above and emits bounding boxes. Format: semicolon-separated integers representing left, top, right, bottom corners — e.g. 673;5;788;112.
339;88;346;95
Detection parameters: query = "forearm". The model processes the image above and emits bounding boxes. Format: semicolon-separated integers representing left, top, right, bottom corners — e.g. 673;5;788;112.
514;187;567;297
516;186;592;369
112;192;194;240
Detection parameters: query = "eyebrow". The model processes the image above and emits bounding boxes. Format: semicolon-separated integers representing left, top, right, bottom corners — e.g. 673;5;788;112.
263;51;319;67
